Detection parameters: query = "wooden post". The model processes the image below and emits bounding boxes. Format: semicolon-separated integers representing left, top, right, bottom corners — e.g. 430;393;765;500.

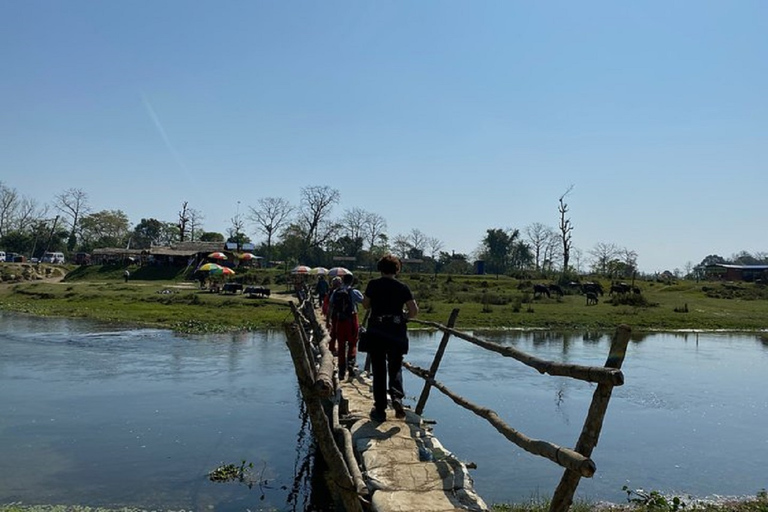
415;308;459;415
284;323;363;512
549;324;632;512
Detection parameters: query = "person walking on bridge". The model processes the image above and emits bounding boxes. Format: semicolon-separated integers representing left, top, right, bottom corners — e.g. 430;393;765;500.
327;273;363;380
363;254;418;422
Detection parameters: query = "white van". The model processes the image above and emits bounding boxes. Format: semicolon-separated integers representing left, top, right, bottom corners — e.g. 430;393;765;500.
42;252;65;264
0;251;6;262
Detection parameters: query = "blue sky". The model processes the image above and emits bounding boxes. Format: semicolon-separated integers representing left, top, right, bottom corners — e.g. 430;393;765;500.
1;1;766;273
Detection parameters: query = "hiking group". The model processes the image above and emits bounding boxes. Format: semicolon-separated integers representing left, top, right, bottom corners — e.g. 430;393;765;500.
320;255;419;423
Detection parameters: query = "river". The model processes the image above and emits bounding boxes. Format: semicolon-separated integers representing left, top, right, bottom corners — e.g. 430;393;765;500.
1;312;766;510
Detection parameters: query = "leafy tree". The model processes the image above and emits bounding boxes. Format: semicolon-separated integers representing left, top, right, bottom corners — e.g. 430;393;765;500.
438;251;472;274
199;231;224;242
79;210;131;250
699;254;727;267
481;228;520;275
132;218;165;249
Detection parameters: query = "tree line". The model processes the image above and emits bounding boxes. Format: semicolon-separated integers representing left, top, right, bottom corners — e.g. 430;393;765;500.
1;181;764;278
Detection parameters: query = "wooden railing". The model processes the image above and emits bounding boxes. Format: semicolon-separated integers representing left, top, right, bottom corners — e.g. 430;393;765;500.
406;308;631;512
285;295;630;512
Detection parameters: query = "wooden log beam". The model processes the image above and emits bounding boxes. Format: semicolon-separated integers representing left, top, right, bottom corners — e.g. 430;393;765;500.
284;322;363;512
290;303;334;397
549;324;632;512
332;398;369;498
410;319;624;386
403;362;596;478
415;308;459;416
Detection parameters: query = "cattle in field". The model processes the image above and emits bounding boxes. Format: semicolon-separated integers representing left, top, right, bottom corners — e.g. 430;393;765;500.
610;283;631;295
585;292;599;305
244;286;271;298
548;284;564;297
222;283;244;294
581;282;604;296
533;284;550;298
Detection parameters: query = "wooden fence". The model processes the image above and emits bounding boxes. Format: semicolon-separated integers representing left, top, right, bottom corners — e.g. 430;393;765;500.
406;308;631;512
285;296;630;512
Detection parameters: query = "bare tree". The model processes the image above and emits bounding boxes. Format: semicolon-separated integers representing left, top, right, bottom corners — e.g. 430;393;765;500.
187;208;204;241
55;187;90;250
340;207;368;243
426;236;444;260
362;212;387;254
558;186;574;272
407;228;429;258
249;197;294;263
298;185;340;251
589;242;620;275
391;234;411;259
0;182;19;238
525;222;555;271
177;201;191;242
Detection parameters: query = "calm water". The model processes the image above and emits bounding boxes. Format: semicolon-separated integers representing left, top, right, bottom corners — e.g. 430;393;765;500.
1;312;767;509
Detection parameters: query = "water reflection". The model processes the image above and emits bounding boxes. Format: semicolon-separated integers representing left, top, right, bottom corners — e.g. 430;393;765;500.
2;312;767;508
0;312;331;511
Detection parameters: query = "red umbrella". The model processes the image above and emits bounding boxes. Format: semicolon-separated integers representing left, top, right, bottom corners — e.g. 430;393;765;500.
208;252;228;260
239;253;260;260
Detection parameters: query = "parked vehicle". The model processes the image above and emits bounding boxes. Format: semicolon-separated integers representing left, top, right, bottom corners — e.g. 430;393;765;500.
42;252;66;264
0;251;5;262
75;252;91;265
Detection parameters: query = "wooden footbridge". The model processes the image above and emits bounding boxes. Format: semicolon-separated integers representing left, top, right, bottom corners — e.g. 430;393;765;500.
285;296;631;512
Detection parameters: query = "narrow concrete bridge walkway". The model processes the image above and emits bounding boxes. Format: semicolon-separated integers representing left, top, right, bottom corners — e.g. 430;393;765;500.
338;372;488;512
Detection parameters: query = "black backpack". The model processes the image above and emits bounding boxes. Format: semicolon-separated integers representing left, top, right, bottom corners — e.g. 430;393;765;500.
331;288;355;321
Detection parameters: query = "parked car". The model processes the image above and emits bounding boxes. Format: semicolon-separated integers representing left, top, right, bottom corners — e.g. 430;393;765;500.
0;251;5;262
41;252;66;264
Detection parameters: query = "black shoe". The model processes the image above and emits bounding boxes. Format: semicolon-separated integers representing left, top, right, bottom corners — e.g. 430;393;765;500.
392;400;406;419
339;372;345;381
369;407;387;422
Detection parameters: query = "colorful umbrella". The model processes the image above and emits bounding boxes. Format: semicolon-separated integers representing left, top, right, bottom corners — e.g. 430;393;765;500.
198;263;224;272
328;267;352;277
214;266;235;276
310;266;328;275
238;253;260;260
291;265;311;274
208;252;228;260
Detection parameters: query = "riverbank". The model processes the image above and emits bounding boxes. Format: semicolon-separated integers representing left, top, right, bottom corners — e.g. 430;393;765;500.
1;263;768;333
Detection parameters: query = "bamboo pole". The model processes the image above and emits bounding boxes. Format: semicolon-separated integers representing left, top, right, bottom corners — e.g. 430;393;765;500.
549;324;632;512
284;322;363;512
332;398;369;498
290;302;334;398
410;319;624;386
403;362;596;477
415;308;459;415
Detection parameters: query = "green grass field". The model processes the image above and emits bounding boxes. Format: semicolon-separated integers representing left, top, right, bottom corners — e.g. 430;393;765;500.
1;263;767;333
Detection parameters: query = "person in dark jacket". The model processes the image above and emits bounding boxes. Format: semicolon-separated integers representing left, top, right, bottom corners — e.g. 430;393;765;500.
362;254;418;422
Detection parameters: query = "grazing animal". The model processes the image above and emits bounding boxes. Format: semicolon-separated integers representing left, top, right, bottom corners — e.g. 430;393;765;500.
632;286;641;294
609;283;631;295
222;283;244;294
533;284;550;298
581;282;604;296
244;286;271;298
548;284;564;297
585;292;599;305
